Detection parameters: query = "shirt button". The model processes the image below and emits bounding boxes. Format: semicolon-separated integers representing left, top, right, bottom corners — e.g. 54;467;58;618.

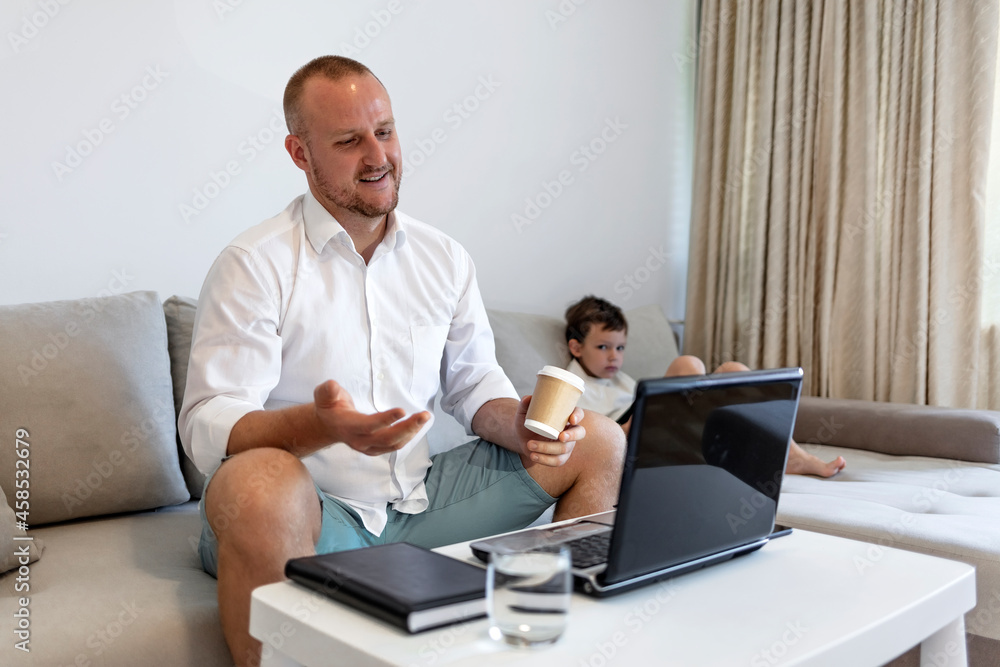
377;373;385;380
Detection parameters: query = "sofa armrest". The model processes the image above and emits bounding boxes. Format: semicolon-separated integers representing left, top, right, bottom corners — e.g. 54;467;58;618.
793;396;1000;464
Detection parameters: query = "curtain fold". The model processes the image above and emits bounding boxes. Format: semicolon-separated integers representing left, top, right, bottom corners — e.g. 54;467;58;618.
686;0;998;407
982;29;1000;410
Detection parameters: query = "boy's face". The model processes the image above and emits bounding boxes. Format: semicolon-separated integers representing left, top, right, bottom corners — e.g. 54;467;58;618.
568;324;627;379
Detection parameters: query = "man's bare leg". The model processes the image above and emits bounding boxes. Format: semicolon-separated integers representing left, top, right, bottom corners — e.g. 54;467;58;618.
204;448;321;667
524;410;627;522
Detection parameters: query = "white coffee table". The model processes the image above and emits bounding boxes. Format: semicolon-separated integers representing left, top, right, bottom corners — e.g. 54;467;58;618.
250;528;975;666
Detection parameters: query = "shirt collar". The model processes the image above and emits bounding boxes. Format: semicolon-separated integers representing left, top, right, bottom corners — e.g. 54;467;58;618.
302;190;408;256
568;358;609;385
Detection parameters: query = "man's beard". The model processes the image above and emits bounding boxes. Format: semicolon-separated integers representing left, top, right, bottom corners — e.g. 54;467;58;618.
311;161;401;220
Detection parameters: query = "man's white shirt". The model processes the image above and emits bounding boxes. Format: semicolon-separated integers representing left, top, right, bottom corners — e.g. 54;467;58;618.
178;192;518;536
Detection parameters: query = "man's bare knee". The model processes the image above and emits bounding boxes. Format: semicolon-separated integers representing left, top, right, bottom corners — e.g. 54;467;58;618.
581;411;627;465
205;448;318;543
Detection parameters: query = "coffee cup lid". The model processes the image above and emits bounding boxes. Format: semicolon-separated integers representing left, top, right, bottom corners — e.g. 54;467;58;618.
538;365;586;393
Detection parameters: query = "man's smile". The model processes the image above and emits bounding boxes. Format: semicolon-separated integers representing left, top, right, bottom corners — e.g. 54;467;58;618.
359;170;390;183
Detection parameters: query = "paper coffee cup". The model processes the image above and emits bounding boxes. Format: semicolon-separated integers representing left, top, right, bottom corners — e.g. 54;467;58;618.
523;366;586;439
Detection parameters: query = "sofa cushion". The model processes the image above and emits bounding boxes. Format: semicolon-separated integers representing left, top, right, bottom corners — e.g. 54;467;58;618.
777;444;1000;642
0;502;229;666
618;304;681;382
795;396;1000;464
163;295;207;499
0;483;42;574
487;304;679;399
0;292;189;525
487;310;566;398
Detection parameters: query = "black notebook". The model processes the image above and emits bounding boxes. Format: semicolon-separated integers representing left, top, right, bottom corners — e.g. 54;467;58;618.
285;542;487;633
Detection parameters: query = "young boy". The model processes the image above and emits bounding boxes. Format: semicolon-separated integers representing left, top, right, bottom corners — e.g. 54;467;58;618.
564;296;636;422
564;296;846;477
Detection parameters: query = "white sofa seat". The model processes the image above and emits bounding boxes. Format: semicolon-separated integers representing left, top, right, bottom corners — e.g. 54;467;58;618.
779;445;1000;643
783;397;1000;665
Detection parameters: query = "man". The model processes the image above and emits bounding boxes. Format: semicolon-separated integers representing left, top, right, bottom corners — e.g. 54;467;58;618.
178;56;625;666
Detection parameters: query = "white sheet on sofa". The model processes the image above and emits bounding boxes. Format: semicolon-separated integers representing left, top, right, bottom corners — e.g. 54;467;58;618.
778;444;1000;641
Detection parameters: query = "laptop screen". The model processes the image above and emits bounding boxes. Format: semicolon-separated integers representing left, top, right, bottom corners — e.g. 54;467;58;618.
603;368;802;584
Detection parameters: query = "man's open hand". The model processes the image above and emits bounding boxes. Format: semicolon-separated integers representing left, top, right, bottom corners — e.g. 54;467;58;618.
515;395;586;467
313;380;430;456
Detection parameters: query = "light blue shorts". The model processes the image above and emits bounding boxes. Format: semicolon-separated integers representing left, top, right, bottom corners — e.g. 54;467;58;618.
198;439;555;577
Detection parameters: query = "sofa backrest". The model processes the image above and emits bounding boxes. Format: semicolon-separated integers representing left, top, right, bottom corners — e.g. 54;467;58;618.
429;304;677;453
487;304;679;398
795;396;1000;464
0;292;191;525
163;295;205;497
0;292;682;519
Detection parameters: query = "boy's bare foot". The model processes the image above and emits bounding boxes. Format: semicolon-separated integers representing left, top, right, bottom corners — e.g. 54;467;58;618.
786;441;846;477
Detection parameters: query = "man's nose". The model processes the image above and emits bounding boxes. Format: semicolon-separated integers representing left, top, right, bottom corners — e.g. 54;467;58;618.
360;134;387;165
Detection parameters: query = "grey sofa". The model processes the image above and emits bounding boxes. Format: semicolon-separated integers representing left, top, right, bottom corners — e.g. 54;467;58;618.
0;293;226;666
1;291;997;666
781;399;1000;665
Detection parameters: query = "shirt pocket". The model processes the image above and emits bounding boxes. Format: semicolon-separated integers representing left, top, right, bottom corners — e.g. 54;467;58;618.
410;324;450;400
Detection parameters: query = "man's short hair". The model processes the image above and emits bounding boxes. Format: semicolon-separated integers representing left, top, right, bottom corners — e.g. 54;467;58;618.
283;55;381;138
564;295;628;344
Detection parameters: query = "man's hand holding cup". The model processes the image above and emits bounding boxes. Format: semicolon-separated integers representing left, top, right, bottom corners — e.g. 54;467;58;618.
518;366;587;467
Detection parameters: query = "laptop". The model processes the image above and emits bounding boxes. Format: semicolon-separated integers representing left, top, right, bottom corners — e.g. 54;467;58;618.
470;367;803;597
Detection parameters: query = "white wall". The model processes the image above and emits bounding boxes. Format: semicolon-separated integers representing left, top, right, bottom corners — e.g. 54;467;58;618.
0;0;696;322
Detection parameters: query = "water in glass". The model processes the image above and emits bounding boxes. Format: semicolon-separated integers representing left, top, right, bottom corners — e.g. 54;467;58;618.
487;548;571;647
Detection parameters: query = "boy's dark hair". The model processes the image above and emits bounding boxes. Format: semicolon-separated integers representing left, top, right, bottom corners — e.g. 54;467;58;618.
564;295;628;345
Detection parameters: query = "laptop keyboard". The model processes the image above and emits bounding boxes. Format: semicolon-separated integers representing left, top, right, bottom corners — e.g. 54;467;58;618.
564;532;612;568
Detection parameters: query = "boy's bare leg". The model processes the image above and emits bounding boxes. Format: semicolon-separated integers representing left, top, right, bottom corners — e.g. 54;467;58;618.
204;448;322;667
619;354;707;434
665;354;707;377
785;442;846;477
661;356;845;477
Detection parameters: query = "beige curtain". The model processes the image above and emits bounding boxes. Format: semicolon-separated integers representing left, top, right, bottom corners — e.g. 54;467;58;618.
686;0;998;407
981;41;1000;410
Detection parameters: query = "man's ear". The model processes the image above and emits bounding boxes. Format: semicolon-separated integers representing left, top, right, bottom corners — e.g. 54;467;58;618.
285;134;310;172
567;338;583;359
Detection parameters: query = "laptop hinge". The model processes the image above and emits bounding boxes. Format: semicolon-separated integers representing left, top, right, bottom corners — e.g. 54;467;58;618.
581;537;770;595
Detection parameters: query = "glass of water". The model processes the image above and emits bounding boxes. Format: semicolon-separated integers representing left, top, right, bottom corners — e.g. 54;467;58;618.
486;546;571;647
